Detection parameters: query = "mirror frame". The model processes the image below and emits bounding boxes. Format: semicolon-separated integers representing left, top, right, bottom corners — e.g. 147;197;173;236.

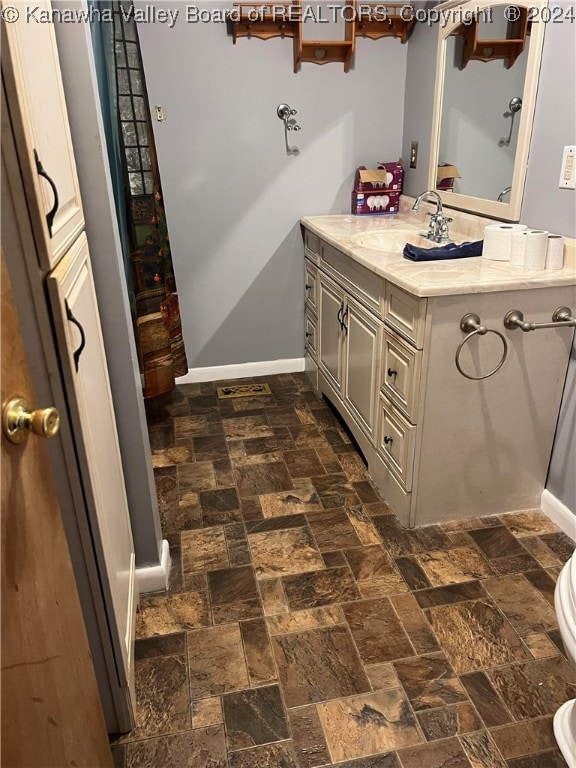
428;0;547;221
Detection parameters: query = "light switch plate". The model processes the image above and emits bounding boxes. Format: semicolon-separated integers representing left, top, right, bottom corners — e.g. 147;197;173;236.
155;106;167;122
559;145;575;189
410;141;418;169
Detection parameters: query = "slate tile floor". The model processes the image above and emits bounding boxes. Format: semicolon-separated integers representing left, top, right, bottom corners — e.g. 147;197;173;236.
111;373;575;768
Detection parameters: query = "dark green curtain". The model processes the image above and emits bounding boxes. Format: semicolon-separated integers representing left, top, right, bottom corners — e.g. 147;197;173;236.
90;0;188;397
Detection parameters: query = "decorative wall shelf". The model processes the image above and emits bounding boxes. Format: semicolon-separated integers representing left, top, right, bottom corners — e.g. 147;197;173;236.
355;4;416;43
230;3;297;43
452;9;530;69
229;1;415;72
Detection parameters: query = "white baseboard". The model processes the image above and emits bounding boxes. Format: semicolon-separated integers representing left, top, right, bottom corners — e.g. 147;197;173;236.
136;539;171;594
541;489;576;542
176;357;306;384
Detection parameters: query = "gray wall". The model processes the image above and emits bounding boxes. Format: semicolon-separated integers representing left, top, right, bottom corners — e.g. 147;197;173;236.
547;342;576;514
402;20;576;513
55;17;164;566
401;20;438;198
439;36;526;200
525;19;576;514
521;19;576;237
137;2;408;369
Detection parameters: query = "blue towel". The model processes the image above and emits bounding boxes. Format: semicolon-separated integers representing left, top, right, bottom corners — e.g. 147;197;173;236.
403;240;483;261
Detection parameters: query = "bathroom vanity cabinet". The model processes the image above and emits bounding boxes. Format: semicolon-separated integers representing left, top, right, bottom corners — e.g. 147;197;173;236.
302;214;575;527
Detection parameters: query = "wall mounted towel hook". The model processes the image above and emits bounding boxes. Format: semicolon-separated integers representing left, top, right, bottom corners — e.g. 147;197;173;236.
277;103;301;155
498;96;522;147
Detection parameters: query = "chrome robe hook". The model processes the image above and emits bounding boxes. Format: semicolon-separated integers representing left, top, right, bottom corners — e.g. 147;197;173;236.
277;103;301;156
498;96;522;147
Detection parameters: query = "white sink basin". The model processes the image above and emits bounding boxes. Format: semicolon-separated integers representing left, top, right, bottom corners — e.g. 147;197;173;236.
350;229;430;252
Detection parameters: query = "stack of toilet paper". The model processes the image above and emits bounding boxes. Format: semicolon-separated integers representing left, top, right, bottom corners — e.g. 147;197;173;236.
482;223;564;270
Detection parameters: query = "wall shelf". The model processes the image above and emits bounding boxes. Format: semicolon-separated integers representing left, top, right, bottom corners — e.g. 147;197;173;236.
453;9;530;69
355;4;416;43
230;3;297;43
229;1;415;72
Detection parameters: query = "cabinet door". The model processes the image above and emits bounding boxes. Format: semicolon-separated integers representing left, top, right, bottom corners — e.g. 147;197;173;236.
2;0;84;270
305;259;318;314
343;296;381;438
305;310;318;361
46;234;137;711
319;273;344;391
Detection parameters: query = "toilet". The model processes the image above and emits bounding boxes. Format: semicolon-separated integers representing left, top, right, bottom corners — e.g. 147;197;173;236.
554;551;576;767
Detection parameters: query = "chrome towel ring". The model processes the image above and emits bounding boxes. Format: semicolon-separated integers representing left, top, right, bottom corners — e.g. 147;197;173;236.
455;313;508;380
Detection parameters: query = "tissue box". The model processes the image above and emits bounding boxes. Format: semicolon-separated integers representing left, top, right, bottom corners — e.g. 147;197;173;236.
354;161;404;193
437;163;460;192
351;190;400;216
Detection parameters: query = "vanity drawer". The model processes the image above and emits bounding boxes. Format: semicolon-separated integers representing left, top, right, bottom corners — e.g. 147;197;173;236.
377;396;416;491
305;310;318;361
321;241;383;317
304;258;318;313
304;229;320;262
381;329;422;423
384;283;427;349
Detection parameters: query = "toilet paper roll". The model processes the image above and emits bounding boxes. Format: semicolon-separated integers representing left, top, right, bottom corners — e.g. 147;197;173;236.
546;234;565;270
482;223;527;261
510;230;528;267
524;230;549;271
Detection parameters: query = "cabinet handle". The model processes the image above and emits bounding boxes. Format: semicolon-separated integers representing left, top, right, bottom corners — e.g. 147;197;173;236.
305;332;312;338
34;149;59;238
342;306;349;335
65;300;86;373
337;303;344;329
387;368;397;378
305;283;313;290
383;436;393;445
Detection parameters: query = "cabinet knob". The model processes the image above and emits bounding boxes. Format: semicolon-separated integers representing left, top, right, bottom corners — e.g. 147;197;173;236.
305;332;312;338
387;368;397;378
383;436;393;445
305;283;313;290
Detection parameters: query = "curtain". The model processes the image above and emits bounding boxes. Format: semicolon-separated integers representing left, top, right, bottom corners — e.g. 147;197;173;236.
90;0;187;398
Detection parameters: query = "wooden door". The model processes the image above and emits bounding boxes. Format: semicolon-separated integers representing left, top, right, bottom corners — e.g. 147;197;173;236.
319;273;344;391
344;296;381;438
1;0;85;270
1;254;113;768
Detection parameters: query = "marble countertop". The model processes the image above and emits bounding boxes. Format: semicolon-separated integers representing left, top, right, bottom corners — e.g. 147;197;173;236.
301;212;576;298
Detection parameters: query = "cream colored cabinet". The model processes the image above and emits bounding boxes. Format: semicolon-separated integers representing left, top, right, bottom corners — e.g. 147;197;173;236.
2;0;137;730
343;296;381;439
2;1;84;270
303;226;574;529
319;271;345;392
47;236;137;702
317;270;381;442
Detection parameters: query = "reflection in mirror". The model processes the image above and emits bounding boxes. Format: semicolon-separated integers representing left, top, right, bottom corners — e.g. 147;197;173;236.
438;8;530;201
429;0;547;221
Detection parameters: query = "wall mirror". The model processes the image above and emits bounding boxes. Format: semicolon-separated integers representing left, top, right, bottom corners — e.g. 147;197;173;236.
428;0;547;221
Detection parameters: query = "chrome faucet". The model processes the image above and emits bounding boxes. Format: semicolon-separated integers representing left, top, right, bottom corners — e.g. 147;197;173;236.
497;186;512;202
412;190;453;243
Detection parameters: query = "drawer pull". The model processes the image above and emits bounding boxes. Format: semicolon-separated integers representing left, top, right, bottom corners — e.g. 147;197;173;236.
305;332;313;338
305;283;313;290
387;368;397;378
383;436;394;445
341;306;349;335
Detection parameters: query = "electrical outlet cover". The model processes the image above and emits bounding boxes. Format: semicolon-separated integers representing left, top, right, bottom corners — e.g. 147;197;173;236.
559;145;575;189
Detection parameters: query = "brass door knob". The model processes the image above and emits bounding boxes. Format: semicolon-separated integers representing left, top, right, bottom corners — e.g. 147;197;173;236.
2;397;60;444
